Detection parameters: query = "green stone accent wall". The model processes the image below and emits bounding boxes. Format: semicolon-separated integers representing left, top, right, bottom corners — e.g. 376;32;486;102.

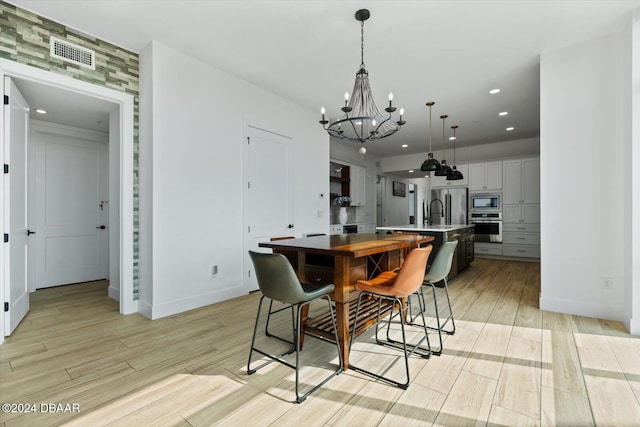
0;1;140;299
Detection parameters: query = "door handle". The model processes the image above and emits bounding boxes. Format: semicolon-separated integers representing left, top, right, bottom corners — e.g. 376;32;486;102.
27;229;36;235
287;224;294;229
96;225;106;229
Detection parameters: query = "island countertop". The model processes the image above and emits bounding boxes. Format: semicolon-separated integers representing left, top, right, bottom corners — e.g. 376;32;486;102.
377;224;475;233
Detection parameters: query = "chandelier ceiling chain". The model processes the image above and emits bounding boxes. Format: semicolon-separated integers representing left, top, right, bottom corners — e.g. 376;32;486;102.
319;9;405;150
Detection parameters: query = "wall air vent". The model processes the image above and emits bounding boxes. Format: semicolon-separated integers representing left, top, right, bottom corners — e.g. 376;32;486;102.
50;36;95;70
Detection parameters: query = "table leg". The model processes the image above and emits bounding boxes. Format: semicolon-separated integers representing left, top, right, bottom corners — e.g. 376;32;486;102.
334;256;351;369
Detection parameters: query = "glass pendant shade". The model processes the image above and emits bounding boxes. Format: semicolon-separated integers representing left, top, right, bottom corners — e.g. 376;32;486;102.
447;165;464;180
421;153;441;171
434;160;452;176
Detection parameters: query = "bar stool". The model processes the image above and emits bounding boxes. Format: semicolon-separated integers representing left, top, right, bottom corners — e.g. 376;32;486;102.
247;250;343;403
414;240;458;355
349;246;433;389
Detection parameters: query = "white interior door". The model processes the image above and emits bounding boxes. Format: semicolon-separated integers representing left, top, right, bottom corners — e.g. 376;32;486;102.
4;76;30;335
34;128;108;288
243;126;293;292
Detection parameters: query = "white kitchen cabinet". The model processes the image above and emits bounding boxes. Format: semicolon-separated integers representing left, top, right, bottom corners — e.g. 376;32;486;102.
357;223;376;233
475;242;503;256
430;164;469;188
503;204;540;224
330;225;343;235
469;161;502;191
350;164;366;206
502;215;540;259
503;158;540;204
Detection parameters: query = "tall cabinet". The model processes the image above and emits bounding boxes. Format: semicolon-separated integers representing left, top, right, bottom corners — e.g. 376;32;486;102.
502;157;540;258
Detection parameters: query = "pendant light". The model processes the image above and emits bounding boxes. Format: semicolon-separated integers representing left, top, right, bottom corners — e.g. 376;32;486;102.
447;125;464;180
434;114;452;176
420;102;441;172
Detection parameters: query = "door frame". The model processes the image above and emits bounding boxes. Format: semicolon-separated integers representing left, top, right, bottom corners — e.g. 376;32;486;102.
0;60;136;343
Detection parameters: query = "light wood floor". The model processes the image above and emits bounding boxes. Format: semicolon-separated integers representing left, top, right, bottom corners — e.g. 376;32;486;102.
1;258;640;426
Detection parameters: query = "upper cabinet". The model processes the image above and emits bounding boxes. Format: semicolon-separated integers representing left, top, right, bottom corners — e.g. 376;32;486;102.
468;161;502;191
430;164;469;188
330;161;366;206
350;164;367;206
503;158;540;204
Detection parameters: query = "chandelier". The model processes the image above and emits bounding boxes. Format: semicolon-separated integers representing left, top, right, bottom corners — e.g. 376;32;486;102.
319;9;405;153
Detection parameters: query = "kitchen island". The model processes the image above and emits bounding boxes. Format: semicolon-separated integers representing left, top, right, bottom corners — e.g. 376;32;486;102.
376;224;475;278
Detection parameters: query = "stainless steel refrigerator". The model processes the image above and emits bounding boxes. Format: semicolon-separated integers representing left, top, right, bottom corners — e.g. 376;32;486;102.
429;188;469;225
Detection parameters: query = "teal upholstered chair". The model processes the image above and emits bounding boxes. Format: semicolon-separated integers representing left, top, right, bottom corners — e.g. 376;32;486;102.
416;240;458;355
247;250;343;403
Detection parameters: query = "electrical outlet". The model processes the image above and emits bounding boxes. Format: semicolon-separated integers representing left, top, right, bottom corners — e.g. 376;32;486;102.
211;265;218;277
603;277;613;289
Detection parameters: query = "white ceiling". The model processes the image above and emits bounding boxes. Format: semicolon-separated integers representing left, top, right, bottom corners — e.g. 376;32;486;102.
8;0;640;159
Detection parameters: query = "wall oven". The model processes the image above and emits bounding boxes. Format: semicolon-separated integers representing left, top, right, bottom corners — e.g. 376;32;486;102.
470;212;502;243
470;193;501;213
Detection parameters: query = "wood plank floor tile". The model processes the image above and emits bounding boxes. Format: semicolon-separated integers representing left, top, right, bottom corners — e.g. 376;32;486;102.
488;405;540;427
541;330;587;397
2;259;639;426
583;374;640;426
540;385;594;427
433;370;497;427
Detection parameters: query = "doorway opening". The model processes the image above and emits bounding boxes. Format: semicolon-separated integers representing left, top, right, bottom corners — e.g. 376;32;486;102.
1;59;136;341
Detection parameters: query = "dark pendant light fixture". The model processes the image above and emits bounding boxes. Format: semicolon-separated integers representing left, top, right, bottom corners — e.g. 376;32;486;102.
319;9;405;147
420;101;441;172
434;114;452;176
447;125;464;181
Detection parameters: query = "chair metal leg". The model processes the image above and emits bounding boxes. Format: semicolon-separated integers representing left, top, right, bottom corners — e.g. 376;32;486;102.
349;292;431;389
265;300;296;345
248;296;296;375
294;296;343;403
248;294;342;403
440;278;456;335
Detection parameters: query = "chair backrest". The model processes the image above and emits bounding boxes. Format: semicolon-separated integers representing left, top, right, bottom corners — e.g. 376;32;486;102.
391;246;433;297
425;240;458;283
249;251;308;304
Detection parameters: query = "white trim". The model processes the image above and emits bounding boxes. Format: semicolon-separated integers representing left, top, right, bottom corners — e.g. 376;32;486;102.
540;296;624;323
0;60;137;344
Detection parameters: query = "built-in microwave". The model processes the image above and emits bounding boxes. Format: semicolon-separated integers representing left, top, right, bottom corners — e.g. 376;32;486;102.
470;193;501;212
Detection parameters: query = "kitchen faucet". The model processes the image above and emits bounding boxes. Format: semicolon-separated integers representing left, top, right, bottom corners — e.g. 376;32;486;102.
429;198;444;225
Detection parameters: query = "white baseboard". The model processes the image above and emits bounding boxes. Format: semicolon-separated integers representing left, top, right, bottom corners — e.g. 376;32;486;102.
539;296;623;323
108;285;120;301
146;288;246;320
630;318;640;336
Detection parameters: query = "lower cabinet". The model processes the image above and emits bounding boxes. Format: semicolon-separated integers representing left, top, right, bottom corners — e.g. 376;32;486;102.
475;242;503;256
501;224;540;259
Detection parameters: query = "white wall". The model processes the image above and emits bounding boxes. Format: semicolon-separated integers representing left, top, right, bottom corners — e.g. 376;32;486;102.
540;32;627;321
138;41;328;319
626;10;640;335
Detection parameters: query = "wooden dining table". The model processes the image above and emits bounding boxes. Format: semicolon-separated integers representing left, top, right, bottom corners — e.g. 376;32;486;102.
259;233;434;369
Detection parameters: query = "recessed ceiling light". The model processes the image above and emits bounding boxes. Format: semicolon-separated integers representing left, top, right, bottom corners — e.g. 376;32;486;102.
489;89;501;94
408;170;414;173
35;108;47;114
499;111;508;116
449;136;456;140
506;127;514;131
402;144;408;148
